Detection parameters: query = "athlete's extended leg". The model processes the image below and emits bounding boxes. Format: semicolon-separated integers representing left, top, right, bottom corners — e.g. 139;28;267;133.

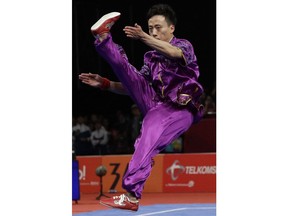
92;13;156;115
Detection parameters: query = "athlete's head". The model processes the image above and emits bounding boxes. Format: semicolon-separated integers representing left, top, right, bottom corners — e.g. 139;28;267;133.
146;4;177;42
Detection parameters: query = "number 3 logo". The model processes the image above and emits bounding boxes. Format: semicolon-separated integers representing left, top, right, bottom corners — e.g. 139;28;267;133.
109;163;129;190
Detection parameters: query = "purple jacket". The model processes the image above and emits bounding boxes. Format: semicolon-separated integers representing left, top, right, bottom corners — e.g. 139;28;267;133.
139;36;203;112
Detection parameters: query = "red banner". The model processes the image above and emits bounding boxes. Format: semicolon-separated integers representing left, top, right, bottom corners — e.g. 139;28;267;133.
76;153;216;194
77;156;102;193
163;153;216;192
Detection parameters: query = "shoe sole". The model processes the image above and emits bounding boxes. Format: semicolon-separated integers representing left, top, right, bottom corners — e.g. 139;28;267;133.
91;12;121;31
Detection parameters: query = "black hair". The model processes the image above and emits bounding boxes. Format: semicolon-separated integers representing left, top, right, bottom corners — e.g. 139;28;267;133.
146;4;177;26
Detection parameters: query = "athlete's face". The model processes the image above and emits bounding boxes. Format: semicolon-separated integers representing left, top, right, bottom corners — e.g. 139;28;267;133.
148;15;175;42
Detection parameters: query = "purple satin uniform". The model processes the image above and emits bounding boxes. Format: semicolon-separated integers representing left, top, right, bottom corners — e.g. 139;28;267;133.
94;34;203;198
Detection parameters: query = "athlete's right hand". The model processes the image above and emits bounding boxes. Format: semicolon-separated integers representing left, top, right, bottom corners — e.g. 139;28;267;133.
78;73;104;88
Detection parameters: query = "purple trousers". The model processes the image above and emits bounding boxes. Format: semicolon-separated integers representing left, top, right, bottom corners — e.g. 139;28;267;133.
95;35;194;199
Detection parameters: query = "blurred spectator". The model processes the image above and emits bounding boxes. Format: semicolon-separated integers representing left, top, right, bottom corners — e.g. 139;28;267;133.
90;121;109;155
163;136;183;153
72;115;91;155
210;81;216;102
113;109;130;132
109;127;131;154
204;95;216;115
110;109;131;152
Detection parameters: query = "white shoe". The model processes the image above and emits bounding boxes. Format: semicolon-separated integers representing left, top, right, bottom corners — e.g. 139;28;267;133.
91;12;121;37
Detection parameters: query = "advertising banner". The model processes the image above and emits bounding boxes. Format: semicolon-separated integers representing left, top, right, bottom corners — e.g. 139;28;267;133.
163;153;216;192
77;156;102;193
76;153;216;194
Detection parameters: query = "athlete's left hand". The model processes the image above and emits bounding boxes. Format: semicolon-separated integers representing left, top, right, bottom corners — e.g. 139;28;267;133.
123;23;145;40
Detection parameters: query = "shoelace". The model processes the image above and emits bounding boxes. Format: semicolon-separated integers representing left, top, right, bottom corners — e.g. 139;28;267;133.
113;194;139;204
113;194;126;205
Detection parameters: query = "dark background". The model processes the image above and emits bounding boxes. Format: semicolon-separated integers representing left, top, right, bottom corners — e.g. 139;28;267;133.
72;0;216;117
